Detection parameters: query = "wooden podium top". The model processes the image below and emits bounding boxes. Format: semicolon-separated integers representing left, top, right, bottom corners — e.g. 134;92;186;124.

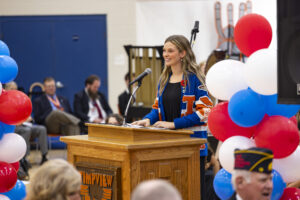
87;123;194;142
61;123;206;150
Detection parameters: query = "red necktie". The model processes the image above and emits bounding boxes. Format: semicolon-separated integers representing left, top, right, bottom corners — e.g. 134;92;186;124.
93;101;103;119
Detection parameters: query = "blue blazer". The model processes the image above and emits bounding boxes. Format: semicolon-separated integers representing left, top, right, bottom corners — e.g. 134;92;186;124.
144;73;213;156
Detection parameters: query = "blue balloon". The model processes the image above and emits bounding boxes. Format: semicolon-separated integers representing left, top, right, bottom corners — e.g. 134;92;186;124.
0;40;10;56
0;55;18;83
0;121;15;134
0;124;3;140
263;94;300;118
228;88;265;127
213;169;234;200
1;180;26;200
271;170;286;200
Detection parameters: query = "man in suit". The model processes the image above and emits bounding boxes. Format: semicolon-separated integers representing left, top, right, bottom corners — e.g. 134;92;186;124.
229;147;273;200
33;77;80;135
73;75;112;131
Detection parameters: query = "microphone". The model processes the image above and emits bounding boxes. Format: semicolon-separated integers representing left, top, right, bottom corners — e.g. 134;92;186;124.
190;21;199;46
192;21;199;34
129;68;152;86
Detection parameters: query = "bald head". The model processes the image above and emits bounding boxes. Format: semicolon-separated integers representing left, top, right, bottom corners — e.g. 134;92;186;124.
131;180;182;200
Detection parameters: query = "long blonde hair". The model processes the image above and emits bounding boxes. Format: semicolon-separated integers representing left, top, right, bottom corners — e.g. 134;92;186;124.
159;35;206;95
26;159;81;200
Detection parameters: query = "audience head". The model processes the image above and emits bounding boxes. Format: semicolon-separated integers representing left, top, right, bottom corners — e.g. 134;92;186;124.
232;147;273;200
105;113;123;125
85;75;100;100
131;179;182;200
26;159;81;200
4;81;18;90
44;77;56;96
125;72;136;88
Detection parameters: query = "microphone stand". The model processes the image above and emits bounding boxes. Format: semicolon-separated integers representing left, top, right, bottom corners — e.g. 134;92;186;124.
122;80;142;126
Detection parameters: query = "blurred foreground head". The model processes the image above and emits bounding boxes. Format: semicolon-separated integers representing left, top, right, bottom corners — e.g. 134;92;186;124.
131;179;182;200
26;159;81;200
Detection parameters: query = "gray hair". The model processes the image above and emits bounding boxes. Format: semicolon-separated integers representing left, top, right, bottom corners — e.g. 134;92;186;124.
26;159;81;200
231;170;252;190
4;81;17;90
131;179;182;200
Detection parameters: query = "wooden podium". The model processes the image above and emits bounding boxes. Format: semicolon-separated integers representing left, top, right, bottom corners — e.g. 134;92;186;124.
61;123;206;200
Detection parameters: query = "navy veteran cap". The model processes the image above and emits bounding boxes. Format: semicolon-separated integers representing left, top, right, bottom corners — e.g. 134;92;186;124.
234;147;273;174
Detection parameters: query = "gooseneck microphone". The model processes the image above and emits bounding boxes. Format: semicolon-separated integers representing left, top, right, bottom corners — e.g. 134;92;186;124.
192;21;199;34
129;68;152;86
123;68;152;125
190;20;199;47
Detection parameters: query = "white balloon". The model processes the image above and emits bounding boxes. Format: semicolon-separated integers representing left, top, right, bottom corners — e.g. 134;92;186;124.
0;194;10;200
206;59;248;101
219;136;256;173
0;133;26;163
0;82;2;96
273;146;300;183
244;48;277;95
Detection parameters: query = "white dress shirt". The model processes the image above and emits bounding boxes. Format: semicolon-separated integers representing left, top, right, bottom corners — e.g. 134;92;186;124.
85;89;107;123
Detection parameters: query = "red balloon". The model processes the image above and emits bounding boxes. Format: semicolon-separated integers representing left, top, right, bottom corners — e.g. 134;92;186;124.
0;161;17;193
10;161;20;172
280;187;300;200
254;116;299;158
234;13;272;57
290;116;298;127
0;90;32;125
208;102;256;141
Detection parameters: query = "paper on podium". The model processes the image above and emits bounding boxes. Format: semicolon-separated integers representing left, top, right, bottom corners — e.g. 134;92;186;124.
125;123;168;130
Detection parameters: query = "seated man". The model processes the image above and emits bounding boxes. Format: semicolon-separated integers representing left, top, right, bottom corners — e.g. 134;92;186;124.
74;75;112;131
5;81;49;167
33;77;80;135
230;147;274;200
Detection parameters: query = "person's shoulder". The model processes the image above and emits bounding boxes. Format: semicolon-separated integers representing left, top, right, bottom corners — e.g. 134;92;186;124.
98;91;107;97
118;90;127;98
187;72;197;79
74;89;86;98
187;72;200;84
187;72;204;85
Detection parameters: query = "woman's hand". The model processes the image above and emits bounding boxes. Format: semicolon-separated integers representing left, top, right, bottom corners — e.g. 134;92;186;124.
132;119;150;127
153;121;175;129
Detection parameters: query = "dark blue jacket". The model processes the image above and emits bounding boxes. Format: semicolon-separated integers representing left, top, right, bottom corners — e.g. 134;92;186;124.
33;94;72;125
144;73;213;156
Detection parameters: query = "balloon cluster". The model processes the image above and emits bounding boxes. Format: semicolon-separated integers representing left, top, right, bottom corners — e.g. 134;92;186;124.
206;14;300;200
0;40;31;199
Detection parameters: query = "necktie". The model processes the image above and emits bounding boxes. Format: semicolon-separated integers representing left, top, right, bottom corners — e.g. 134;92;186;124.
47;95;64;111
93;100;103;119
